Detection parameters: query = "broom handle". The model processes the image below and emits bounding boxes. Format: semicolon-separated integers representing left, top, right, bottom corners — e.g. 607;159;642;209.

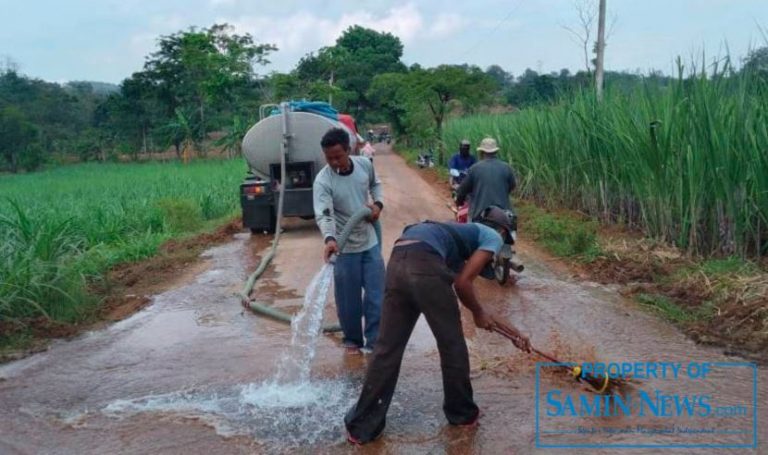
492;326;564;364
492;326;613;393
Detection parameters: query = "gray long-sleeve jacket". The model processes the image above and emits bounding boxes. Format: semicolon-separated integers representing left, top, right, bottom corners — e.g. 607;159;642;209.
313;155;383;253
456;156;516;221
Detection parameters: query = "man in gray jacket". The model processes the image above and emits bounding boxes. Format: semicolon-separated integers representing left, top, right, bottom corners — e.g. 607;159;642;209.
313;127;385;355
456;137;517;221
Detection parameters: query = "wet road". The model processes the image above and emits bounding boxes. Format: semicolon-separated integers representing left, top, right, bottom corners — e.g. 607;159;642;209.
0;145;765;454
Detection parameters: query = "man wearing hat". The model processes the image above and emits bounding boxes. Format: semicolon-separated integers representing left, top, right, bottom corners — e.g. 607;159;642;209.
455;137;517;222
448;139;477;186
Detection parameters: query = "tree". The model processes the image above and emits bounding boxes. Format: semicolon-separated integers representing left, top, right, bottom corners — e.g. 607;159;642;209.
143;24;276;148
370;65;495;163
562;0;597;76
215;114;250;158
368;72;409;134
0;70;97;160
0;106;37;173
295;26;406;119
743;46;768;76
485;65;513;91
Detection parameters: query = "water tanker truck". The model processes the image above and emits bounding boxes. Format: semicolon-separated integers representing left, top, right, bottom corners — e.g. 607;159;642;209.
240;102;360;233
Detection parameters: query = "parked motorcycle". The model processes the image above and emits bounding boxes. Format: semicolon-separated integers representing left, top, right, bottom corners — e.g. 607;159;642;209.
416;150;435;168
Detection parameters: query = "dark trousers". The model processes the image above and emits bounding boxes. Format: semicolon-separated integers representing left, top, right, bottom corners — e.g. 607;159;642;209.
344;248;479;442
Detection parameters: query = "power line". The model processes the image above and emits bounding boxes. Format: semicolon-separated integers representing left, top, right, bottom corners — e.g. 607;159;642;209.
460;0;524;60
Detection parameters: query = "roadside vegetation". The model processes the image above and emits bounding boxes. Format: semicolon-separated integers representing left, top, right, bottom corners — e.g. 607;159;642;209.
0;160;242;351
435;59;768;359
444;60;768;258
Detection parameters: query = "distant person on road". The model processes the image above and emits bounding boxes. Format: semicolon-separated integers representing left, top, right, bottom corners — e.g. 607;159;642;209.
344;207;531;444
448;139;476;186
313;127;385;355
361;141;375;161
455;137;516;221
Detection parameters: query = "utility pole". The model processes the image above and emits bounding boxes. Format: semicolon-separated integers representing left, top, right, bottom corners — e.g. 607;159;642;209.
328;70;334;106
595;0;607;101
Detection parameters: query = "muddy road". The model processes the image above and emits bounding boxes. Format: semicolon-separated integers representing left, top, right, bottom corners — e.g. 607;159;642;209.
1;145;765;454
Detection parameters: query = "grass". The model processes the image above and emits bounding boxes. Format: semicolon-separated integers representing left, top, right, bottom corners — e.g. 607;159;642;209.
635;293;714;324
444;60;768;259
0;159;244;331
516;202;601;260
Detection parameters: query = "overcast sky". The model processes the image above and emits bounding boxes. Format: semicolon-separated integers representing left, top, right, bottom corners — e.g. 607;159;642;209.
1;0;766;84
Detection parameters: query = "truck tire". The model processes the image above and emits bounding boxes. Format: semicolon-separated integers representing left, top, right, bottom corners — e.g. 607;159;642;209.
266;209;277;233
247;208;277;234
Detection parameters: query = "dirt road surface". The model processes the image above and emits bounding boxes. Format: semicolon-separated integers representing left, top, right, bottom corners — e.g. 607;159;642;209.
1;145;765;454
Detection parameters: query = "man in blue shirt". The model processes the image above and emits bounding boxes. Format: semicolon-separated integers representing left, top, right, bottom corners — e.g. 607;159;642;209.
448;139;476;186
345;206;531;444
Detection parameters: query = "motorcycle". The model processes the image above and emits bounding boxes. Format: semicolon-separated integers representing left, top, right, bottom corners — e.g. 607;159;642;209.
449;169;524;285
492;216;524;285
416;150;435;168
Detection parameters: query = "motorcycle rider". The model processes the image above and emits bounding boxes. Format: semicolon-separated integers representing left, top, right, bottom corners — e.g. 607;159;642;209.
455;137;516;222
448;139;476;188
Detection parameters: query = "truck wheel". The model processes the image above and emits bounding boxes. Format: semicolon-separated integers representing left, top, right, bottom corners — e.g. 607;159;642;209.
266;209;277;233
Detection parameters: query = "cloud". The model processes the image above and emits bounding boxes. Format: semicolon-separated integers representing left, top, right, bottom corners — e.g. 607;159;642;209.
425;13;468;39
209;0;238;7
226;3;425;55
126;3;470;73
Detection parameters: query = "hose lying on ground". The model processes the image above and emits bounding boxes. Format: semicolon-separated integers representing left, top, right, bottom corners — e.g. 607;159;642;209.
241;205;373;333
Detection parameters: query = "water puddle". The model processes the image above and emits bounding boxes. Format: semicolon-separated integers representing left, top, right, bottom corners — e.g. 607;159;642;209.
102;264;349;448
103;379;357;447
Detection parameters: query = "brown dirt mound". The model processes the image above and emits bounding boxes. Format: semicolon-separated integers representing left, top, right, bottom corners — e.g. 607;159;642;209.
585;256;662;284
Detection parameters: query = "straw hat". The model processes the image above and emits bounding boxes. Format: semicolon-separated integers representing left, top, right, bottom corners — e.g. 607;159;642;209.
477;137;499;153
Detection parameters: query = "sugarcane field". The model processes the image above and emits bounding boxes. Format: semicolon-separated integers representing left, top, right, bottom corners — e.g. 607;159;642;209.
1;1;767;454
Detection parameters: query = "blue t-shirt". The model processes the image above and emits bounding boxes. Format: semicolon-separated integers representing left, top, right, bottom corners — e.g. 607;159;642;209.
448;153;477;172
399;222;502;272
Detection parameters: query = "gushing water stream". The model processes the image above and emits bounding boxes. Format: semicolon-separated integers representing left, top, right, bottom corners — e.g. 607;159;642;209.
274;263;334;384
102;263;357;447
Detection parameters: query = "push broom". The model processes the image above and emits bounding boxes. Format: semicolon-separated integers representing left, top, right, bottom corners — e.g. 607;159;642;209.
492;325;628;394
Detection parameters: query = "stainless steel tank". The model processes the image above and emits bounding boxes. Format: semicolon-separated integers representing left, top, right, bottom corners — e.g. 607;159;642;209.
241;111;358;179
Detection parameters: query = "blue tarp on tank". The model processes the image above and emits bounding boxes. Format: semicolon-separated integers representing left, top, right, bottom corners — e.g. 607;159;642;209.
268;101;338;120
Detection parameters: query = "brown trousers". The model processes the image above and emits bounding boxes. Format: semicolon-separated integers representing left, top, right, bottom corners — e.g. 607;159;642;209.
344;247;479;442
